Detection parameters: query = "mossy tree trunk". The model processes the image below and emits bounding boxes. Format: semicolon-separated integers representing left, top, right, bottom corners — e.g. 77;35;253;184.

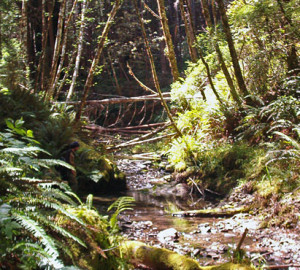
133;0;183;138
156;0;180;81
201;0;242;107
121;241;254;270
179;0;198;63
215;0;250;98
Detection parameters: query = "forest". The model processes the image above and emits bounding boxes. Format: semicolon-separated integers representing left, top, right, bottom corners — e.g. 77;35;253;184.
0;0;299;269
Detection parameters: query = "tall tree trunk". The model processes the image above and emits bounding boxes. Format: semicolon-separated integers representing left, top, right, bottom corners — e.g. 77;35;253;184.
75;0;122;122
201;0;242;106
66;0;87;101
133;0;183;138
55;50;77;99
25;1;36;85
215;0;250;98
178;0;198;62
53;0;79;99
47;0;67;99
276;0;299;75
156;0;180;81
108;52;122;96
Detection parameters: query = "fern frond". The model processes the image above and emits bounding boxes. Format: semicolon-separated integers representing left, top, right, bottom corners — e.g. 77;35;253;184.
274;131;300;150
12;212;61;261
107;196;135;213
1;146;50;156
30;212;87;248
41;188;77;206
12;242;51;258
107;197;135;231
65;191;83;205
34;200;86;227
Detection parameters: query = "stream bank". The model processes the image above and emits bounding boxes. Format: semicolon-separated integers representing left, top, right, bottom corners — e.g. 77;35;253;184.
95;158;300;269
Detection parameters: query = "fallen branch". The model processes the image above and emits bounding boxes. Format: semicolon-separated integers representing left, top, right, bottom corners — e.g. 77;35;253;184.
108;132;176;151
114;153;160;161
263;265;300;269
54;93;171;105
172;206;249;217
108;122;173;149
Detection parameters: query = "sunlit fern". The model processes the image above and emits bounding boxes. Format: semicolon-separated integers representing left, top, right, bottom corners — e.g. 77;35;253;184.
107;196;135;232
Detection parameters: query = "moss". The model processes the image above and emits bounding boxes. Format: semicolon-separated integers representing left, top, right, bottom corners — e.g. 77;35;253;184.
121;241;254;270
56;206;113;269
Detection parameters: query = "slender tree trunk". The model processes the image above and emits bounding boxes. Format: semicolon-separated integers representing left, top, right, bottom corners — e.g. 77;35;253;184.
25;1;36;85
0;10;2;59
46;0;67;99
75;0;122;122
133;0;183;138
66;0;87;101
198;49;224;105
108;52;122;96
156;0;180;81
55;50;77;99
215;0;250;98
201;0;242;106
53;0;79;99
179;0;198;62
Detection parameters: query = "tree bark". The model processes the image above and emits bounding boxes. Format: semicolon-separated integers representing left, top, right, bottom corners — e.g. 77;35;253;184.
53;0;79;99
201;0;242;106
66;0;88;101
108;52;122;96
156;0;180;81
215;0;250;98
75;0;122;122
179;0;198;62
133;0;183;138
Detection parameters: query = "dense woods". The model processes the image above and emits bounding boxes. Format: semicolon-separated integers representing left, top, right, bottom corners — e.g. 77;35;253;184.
0;0;299;269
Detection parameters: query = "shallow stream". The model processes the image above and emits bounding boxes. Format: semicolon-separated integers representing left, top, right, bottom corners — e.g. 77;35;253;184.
93;159;300;269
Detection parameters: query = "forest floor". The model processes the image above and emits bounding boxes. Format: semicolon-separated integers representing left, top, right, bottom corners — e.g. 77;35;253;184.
116;158;300;269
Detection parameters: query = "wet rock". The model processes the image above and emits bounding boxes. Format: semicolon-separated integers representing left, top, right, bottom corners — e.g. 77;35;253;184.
157;228;179;244
174;183;190;198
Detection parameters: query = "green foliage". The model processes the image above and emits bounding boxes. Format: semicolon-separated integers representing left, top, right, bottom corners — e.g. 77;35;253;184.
0;117;130;269
107;196;135;233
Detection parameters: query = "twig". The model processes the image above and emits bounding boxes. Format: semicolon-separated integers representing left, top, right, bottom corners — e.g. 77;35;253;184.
236;228;248;252
143;1;160;19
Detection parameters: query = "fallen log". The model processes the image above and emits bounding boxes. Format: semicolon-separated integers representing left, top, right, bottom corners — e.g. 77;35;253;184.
120;240;254;270
54;92;171;105
172;206;249;217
